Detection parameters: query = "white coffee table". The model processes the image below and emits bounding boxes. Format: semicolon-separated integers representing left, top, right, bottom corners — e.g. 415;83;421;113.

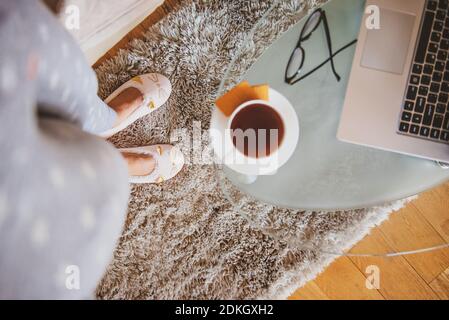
213;0;449;211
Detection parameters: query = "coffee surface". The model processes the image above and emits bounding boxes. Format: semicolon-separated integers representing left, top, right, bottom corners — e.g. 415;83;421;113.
230;104;285;158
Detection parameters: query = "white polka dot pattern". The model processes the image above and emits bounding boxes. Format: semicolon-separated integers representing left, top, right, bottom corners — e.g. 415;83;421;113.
49;167;65;189
49;71;60;90
0;62;18;93
30;218;49;248
80;205;96;230
38;24;49;42
0;193;8;228
80;160;96;180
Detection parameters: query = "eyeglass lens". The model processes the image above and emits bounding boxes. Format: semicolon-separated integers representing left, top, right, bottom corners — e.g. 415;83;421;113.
300;10;322;39
286;10;322;81
286;47;304;79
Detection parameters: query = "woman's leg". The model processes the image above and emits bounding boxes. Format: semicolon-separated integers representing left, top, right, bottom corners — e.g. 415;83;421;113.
0;0;130;299
104;88;157;176
108;87;143;126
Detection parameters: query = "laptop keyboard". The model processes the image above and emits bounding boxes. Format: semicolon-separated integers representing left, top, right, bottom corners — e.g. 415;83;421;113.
398;0;449;143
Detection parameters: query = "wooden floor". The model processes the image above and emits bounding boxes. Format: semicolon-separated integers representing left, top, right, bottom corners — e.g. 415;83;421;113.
95;1;449;300
290;182;449;300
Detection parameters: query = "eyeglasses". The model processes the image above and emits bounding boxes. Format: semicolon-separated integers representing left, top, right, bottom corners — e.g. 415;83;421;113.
285;8;357;85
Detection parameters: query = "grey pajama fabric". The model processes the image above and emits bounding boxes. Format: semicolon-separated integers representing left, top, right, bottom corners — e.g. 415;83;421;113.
0;0;129;299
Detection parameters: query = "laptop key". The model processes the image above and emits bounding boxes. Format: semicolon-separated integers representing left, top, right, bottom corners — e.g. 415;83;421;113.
432;72;442;82
406;85;418;100
442;82;449;92
420;126;430;137
444;113;449;130
415;97;426;112
439;0;448;10
436;103;446;114
444;113;449;129
424;64;434;74
412;113;423;124
444;28;449;39
445;71;449;81
413;64;423;74
438;50;448;60
431;129;441;139
435;21;445;32
432;31;441;42
399;122;410;133
439;93;448;103
401;111;412;121
436;61;445;72
441;39;449;50
421;75;431;85
428;93;438;104
410;125;420;135
441;131;449;141
419;85;429;96
429;42;439;53
427;0;438;11
416;12;435;63
423;104;435;125
404;100;414;111
412;63;423;74
410;74;420;85
437;10;446;21
426;53;436;64
428;0;438;10
431;82;440;93
434;114;444;128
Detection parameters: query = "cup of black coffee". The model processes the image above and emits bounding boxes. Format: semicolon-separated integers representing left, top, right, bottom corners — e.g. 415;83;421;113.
227;100;286;160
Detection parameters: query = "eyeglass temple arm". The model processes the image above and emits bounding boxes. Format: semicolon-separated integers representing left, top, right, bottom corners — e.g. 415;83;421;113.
322;13;341;81
288;39;357;85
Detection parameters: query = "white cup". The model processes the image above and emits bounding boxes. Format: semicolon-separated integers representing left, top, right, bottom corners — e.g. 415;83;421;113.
223;99;297;178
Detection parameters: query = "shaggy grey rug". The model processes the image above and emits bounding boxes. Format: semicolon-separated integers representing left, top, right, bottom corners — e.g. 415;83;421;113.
94;0;412;299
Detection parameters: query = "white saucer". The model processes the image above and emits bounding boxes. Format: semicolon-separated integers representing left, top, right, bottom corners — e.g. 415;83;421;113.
210;88;300;176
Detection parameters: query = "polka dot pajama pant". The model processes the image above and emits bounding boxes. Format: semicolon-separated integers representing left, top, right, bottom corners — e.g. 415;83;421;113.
0;0;130;298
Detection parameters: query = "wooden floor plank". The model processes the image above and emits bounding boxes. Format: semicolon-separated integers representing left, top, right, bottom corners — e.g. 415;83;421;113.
307;257;384;300
412;184;449;243
349;229;439;300
378;203;449;283
288;280;329;300
430;267;449;299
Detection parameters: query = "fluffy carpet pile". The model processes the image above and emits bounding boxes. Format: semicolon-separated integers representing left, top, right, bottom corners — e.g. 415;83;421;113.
94;0;411;299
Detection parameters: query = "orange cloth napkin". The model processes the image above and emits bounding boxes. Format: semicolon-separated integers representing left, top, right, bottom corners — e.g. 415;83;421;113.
215;81;269;116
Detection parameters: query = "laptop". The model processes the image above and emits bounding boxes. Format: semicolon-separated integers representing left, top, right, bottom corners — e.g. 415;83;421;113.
338;0;449;162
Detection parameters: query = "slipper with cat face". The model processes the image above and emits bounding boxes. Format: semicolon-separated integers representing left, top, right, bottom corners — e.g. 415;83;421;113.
101;73;172;138
120;144;184;184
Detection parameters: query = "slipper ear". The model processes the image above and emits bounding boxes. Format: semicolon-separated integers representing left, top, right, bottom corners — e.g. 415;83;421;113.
141;73;172;107
131;76;144;85
147;74;159;82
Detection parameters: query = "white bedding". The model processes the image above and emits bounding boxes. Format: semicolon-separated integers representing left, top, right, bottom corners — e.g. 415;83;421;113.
59;0;164;64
